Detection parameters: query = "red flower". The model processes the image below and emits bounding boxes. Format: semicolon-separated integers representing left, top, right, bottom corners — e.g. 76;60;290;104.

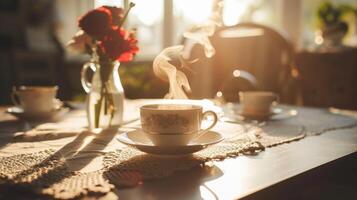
78;7;112;39
75;5;139;62
99;28;139;62
103;6;124;26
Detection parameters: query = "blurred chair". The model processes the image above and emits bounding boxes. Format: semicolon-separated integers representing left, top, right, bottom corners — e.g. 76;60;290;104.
212;23;298;102
296;48;357;110
185;23;298;103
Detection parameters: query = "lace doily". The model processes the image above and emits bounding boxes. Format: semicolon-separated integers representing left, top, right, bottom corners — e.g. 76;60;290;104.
0;122;305;199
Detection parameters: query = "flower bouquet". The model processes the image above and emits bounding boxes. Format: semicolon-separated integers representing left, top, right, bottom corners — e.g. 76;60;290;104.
68;3;138;130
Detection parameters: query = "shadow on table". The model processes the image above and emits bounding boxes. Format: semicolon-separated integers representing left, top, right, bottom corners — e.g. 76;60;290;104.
2;124;225;199
0;128;118;198
115;165;223;200
0;119;29;149
0;119;83;150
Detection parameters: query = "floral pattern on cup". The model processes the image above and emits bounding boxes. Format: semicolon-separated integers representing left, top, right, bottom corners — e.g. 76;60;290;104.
142;114;190;133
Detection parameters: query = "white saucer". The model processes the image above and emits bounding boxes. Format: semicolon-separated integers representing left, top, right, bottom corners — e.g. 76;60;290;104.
6;106;69;122
117;129;224;155
239;111;273;119
239;107;297;120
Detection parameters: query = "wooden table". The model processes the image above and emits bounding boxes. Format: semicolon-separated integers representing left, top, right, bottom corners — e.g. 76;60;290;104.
115;127;357;200
0;102;356;199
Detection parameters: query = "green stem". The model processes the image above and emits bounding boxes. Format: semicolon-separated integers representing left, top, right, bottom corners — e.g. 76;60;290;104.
108;92;115;127
93;61;118;129
94;87;105;128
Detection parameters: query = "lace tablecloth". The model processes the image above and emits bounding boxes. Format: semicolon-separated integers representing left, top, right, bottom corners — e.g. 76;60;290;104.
0;100;356;199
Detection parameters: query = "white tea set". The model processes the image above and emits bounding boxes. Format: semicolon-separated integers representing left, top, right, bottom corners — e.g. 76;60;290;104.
6;86;68;121
117;91;297;156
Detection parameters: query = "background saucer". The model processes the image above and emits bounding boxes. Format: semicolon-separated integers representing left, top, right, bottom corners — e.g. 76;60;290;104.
239;110;275;120
6;106;69;122
117;129;224;155
222;104;298;122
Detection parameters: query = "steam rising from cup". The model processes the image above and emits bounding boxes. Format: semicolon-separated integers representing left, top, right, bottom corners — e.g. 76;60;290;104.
153;0;223;99
183;0;223;58
153;45;191;99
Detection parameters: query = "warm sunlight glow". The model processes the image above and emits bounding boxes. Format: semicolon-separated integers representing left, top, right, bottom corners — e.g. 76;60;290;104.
97;0;163;26
174;0;213;24
315;31;324;45
219;27;264;38
233;69;258;86
203;160;253;199
223;0;252;26
233;69;241;77
291;68;299;78
200;185;218;200
289;109;298;116
131;0;163;26
95;0;123;7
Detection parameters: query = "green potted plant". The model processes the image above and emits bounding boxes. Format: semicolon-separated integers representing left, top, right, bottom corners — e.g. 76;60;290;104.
317;1;357;46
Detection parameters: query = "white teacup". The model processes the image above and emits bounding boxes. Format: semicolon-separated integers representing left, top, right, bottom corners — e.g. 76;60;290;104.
239;91;278;116
140;104;218;146
11;86;61;113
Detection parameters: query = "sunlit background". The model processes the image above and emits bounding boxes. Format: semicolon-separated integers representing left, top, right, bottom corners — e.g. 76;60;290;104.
1;0;356;107
53;0;356;59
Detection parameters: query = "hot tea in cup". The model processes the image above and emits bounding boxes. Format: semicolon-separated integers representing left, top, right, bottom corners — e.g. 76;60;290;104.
11;86;61;113
140;104;218;146
239;91;278;116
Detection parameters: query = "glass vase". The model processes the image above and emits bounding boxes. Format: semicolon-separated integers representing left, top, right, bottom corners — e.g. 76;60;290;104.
81;60;124;130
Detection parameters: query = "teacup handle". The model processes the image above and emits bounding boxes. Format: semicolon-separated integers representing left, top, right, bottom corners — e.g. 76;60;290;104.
191;111;218;142
11;89;21;107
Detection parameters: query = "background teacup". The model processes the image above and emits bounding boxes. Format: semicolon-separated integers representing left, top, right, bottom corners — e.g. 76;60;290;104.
239;91;278;116
140;104;218;146
11;86;60;113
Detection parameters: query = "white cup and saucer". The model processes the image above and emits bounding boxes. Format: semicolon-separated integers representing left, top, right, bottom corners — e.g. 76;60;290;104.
7;86;68;121
238;91;279;120
117;103;224;155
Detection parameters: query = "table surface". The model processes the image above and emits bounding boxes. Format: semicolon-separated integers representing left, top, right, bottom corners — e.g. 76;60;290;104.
0;101;357;200
116;127;357;200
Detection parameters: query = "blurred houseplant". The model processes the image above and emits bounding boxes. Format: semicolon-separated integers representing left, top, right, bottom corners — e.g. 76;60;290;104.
67;3;138;130
317;1;357;46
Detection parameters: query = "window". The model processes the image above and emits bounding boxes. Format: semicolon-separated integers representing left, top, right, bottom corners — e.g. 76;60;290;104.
61;0;357;59
173;0;214;43
93;0;345;58
95;0;123;7
94;0;284;60
128;0;164;59
223;0;279;27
